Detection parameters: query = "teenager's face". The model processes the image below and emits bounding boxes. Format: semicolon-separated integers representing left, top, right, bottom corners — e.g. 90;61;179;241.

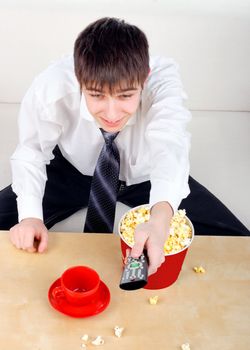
82;83;142;132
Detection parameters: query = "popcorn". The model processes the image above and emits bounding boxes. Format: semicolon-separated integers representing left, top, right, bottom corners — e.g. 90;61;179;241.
81;334;89;342
120;207;192;255
193;266;206;273
91;336;105;346
181;343;191;350
81;344;87;349
114;326;124;338
149;295;159;305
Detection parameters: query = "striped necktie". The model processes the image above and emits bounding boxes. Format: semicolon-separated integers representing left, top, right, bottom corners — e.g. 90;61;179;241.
84;129;120;233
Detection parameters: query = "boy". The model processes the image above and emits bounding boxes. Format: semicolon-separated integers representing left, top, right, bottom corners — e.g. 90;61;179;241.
0;18;248;276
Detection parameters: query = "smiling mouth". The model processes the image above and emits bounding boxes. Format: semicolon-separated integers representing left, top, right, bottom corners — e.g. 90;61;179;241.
101;118;123;126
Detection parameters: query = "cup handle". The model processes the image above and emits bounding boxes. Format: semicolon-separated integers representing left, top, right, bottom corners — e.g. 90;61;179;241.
52;286;65;301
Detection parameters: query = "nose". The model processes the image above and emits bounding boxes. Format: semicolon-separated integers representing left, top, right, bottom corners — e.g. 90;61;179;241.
104;98;120;122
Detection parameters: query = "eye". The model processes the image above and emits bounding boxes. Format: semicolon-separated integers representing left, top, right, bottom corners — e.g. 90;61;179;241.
120;94;133;99
89;93;103;98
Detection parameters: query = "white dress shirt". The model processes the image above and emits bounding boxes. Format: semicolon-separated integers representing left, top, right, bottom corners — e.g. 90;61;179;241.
11;54;191;222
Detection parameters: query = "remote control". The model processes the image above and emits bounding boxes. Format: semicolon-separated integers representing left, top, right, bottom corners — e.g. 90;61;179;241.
119;251;148;290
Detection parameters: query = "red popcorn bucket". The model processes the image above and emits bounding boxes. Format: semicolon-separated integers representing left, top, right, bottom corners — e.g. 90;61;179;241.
118;205;194;290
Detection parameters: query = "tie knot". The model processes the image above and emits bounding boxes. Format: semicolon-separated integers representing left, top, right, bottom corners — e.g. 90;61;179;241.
100;129;119;146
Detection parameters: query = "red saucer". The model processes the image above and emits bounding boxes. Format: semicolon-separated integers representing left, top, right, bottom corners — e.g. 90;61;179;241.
48;278;110;318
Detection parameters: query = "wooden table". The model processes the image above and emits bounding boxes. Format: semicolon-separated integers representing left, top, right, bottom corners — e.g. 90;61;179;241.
0;231;249;350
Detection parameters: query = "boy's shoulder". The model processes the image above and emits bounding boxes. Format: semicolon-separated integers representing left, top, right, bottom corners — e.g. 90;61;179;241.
146;55;181;92
149;55;179;78
32;54;79;103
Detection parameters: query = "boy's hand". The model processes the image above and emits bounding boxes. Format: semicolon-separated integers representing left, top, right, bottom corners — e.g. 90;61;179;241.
130;201;173;276
9;218;48;253
130;220;166;275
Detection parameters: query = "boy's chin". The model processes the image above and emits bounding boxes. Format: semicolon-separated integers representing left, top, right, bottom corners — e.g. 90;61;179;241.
102;126;121;132
101;122;126;133
97;116;129;132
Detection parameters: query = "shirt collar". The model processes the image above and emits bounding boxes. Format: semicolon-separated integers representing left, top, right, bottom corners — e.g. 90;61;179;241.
80;92;138;128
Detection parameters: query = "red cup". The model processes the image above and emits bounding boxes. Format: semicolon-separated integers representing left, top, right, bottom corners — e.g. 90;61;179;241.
119;205;194;290
52;266;100;305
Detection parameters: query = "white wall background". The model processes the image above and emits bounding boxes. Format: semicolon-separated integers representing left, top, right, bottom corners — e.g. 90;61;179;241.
0;0;249;229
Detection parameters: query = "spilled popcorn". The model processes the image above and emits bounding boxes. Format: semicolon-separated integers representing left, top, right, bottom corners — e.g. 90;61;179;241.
91;336;105;346
149;295;159;305
120;207;192;255
81;334;89;342
193;266;206;273
114;326;124;338
181;343;191;350
80;334;105;347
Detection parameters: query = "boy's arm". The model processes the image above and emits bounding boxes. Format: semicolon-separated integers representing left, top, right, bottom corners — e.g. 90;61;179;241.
131;57;191;274
146;57;191;214
9;80;62;252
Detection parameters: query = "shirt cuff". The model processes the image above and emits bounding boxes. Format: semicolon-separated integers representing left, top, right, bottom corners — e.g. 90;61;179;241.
15;194;44;222
149;179;190;213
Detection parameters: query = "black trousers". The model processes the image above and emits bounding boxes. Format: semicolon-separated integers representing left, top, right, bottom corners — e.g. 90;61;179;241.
0;146;249;236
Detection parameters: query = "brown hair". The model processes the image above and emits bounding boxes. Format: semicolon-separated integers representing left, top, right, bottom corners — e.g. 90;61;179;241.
74;17;149;93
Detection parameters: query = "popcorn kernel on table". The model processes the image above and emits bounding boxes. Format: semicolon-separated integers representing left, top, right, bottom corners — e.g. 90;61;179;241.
114;325;124;338
198;266;206;273
181;343;191;350
91;336;105;346
149;295;159;305
81;334;89;342
193;266;206;273
121;207;192;255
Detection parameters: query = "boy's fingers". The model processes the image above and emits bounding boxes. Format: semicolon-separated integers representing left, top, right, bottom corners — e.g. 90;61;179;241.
130;240;144;258
23;231;37;252
123;248;131;265
147;246;165;276
38;231;48;253
125;248;130;258
131;229;148;258
26;246;37;253
8;220;48;253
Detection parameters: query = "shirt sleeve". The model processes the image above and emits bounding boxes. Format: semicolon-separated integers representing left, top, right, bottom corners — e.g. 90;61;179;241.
10;80;62;222
145;57;191;212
